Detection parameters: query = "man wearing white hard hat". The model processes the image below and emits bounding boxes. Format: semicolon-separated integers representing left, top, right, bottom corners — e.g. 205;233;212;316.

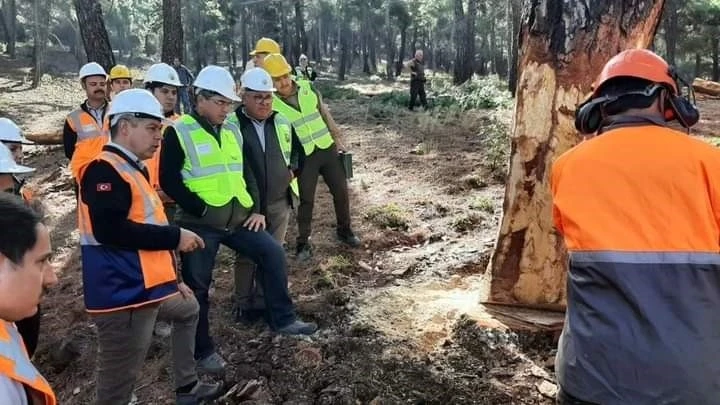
0;122;47;362
0;117;34;164
144;62;183;215
226;67;301;325
78;88;221;404
63;62;110;193
144;62;184;338
160;65;317;373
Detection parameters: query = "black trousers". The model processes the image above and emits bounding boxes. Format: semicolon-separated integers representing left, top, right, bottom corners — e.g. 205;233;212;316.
15;307;41;357
297;144;352;244
409;80;427;109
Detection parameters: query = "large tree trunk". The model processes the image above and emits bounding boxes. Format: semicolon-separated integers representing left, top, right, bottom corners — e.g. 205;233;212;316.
1;0;17;58
161;0;183;63
31;0;50;88
508;0;521;94
662;0;677;66
74;0;115;71
294;0;306;57
712;34;720;82
385;7;395;80
487;0;666;309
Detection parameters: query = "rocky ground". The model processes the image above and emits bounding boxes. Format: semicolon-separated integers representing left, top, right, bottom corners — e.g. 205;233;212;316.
12;49;720;405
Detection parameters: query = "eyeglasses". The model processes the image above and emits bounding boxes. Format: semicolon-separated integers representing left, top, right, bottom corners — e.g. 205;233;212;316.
210;98;235;109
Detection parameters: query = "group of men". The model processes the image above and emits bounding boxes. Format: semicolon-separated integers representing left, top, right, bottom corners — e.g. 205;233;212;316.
6;37;720;404
0;36;360;404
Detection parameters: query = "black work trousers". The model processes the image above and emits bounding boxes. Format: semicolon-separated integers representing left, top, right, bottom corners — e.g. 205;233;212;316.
409;80;427;110
297;144;352;244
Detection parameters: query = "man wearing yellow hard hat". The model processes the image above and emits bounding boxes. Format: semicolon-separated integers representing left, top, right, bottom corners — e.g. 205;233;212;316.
246;37;281;70
264;53;360;261
109;64;133;99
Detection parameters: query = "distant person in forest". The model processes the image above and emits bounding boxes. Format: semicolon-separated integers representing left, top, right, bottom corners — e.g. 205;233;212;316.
294;54;317;82
552;48;720;404
406;50;427;111
173;57;195;114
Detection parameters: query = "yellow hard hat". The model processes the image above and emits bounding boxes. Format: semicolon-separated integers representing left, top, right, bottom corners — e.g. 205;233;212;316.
263;53;292;78
109;64;132;80
250;38;281;56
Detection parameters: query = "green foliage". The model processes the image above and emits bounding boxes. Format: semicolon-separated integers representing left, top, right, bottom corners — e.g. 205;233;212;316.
365;203;410;231
374;75;512;111
313;81;361;100
479;116;510;182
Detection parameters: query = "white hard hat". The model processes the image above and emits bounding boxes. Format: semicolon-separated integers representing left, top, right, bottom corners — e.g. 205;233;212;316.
0;118;33;145
79;62;108;80
193;65;240;102
107;88;166;127
240;68;276;92
0;142;34;174
144;63;183;87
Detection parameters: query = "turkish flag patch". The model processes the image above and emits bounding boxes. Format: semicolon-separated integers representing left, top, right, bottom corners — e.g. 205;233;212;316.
97;183;112;192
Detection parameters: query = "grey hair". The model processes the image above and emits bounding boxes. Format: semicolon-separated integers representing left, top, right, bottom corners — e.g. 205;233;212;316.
109;113;140;138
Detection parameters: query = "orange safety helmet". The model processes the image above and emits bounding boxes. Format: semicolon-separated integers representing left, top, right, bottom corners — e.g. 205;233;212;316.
590;49;678;96
576;48;699;134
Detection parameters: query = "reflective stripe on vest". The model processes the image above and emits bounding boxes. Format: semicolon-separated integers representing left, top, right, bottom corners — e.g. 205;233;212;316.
226;113;299;198
173;115;253;208
272;81;334;156
67;109;109;180
0;321;56;405
78;151;178;312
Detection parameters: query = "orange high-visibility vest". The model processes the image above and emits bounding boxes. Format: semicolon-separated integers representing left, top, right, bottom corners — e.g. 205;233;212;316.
78;150;178;313
0;321;56;405
67;109;110;180
146;113;180;191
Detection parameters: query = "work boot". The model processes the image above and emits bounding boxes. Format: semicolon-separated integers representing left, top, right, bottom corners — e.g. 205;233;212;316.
296;243;312;262
337;231;361;247
276;319;318;335
196;352;226;376
234;308;264;326
176;381;223;405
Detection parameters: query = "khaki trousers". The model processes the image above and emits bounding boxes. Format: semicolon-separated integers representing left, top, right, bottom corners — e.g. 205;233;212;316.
92;293;199;405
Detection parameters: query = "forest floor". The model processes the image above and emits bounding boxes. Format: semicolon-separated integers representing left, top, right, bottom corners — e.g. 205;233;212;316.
3;50;720;405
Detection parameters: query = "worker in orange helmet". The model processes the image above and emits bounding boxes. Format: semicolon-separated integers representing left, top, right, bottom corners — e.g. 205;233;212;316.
0;192;58;404
552;48;720;404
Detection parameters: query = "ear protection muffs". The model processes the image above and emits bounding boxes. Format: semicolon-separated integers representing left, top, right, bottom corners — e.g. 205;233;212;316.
574;96;614;134
664;67;700;128
574;85;663;134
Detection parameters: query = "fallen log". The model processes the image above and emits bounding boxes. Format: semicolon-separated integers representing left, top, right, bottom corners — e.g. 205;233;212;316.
25;129;63;145
692;78;720;96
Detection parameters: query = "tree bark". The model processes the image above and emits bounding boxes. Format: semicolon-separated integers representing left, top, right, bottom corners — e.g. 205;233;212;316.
74;0;115;71
31;0;50;88
161;0;183;63
713;34;720;82
508;0;521;94
385;6;395;80
294;0;306;56
487;0;666;309
662;0;677;66
1;0;16;58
